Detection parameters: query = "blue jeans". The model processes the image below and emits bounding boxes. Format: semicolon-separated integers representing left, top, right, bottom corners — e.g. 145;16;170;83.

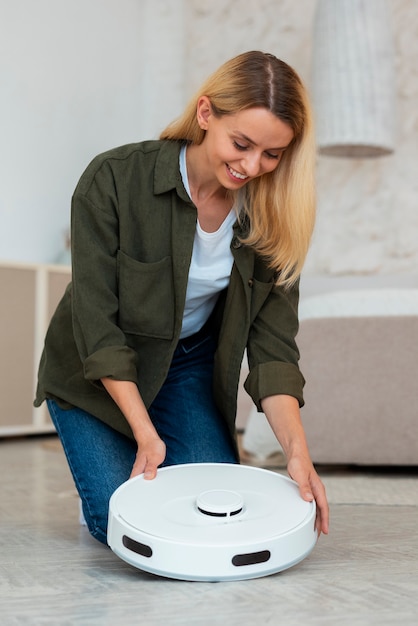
47;329;238;545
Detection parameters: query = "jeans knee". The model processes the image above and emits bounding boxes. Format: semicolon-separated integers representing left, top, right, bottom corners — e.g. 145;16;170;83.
87;520;109;546
81;499;110;546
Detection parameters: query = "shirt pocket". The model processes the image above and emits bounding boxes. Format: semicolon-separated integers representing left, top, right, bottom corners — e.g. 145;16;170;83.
117;250;174;339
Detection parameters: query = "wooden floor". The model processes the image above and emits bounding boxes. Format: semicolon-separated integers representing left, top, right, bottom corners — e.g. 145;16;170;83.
1;436;418;625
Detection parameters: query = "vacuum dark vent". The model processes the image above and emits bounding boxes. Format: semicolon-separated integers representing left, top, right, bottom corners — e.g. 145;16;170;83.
122;535;152;558
232;550;271;567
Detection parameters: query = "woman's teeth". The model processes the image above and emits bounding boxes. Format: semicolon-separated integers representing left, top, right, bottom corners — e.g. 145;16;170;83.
228;165;248;180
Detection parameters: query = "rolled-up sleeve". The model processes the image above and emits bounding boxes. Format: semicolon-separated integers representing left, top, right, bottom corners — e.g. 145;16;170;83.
83;346;138;383
244;280;305;408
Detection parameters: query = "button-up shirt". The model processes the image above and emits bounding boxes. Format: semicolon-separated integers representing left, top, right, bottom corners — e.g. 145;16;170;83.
35;140;304;446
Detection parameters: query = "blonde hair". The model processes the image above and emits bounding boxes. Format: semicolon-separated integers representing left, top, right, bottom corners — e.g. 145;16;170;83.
160;51;316;288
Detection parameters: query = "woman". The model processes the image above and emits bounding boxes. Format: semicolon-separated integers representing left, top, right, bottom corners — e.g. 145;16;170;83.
35;51;329;544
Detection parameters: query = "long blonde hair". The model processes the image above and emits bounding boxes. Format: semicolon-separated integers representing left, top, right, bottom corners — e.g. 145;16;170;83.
160;51;316;288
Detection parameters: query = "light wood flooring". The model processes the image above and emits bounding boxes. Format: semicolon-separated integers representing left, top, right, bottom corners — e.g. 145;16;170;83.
1;436;417;625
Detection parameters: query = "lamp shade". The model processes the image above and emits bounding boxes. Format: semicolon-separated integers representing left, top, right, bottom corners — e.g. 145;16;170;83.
312;0;395;157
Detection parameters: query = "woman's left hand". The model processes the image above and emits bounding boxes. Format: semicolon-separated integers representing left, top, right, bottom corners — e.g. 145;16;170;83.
259;393;330;536
287;453;329;536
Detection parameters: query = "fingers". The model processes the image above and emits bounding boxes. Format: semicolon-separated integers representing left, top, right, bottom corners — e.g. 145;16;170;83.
290;459;329;537
315;485;329;536
298;477;329;537
130;439;166;480
143;461;159;480
298;482;314;503
130;452;160;480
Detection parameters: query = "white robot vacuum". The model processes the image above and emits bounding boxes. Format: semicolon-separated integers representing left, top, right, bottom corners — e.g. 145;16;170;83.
107;463;317;582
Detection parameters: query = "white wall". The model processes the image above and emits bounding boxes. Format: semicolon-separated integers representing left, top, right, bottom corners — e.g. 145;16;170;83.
184;0;418;279
0;0;185;264
2;0;418;279
307;0;418;277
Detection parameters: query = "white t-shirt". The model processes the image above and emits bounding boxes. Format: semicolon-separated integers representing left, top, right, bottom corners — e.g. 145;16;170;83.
179;145;235;338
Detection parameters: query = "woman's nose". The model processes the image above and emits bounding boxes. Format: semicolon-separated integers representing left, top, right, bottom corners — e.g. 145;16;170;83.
243;153;262;177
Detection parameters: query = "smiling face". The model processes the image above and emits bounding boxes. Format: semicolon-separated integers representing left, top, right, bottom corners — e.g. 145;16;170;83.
196;97;294;190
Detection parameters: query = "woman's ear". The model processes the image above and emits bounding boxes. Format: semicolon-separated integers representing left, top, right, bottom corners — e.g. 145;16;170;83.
196;96;212;130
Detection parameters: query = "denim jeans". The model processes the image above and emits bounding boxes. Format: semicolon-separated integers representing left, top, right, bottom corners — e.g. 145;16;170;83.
47;328;238;545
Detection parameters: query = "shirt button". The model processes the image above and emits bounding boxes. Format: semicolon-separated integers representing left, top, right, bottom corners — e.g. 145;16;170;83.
248;278;254;288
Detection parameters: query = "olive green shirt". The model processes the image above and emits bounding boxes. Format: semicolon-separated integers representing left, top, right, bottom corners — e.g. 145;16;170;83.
35;140;304;444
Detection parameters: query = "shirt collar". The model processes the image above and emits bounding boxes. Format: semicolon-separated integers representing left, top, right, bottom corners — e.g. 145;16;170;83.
153;140;191;203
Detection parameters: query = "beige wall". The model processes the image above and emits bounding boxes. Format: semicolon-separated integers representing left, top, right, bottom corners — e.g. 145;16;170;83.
0;263;70;435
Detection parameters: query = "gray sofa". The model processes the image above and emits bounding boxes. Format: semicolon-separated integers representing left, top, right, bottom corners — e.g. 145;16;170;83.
241;278;418;466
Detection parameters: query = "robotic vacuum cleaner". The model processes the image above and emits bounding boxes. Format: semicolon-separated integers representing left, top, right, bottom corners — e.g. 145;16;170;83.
107;463;317;581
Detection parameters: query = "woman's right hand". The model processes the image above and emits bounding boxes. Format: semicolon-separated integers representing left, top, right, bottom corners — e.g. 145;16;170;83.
130;436;166;480
100;377;167;480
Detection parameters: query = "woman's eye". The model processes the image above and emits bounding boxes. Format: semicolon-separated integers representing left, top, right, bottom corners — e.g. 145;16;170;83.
233;141;247;151
265;151;280;160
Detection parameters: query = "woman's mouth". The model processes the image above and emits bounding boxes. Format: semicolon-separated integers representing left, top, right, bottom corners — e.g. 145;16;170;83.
227;164;248;181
